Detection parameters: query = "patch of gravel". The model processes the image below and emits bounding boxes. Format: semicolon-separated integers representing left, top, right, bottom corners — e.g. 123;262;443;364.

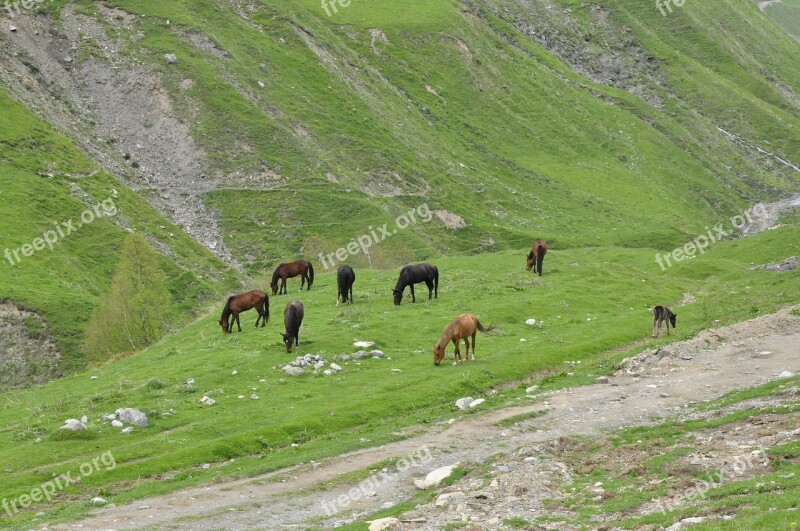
0;301;62;391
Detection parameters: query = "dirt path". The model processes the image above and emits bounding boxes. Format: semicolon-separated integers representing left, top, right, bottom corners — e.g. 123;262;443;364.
54;306;800;530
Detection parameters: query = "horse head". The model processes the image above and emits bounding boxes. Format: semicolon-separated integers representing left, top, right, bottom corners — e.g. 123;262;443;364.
392;288;403;306
669;312;677;329
219;319;229;333
281;333;294;353
525;251;534;270
433;343;445;365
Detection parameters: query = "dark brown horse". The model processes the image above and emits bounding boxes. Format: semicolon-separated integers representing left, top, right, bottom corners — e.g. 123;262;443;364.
393;263;438;305
219;290;269;333
526;239;548;276
433;313;496;366
271;260;314;295
281;300;304;353
337;265;355;305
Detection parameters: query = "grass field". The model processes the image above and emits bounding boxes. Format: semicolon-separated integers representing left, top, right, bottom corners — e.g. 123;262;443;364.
0;221;798;528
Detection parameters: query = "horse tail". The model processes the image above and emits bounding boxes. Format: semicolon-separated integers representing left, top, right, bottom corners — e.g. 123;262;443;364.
476;320;497;334
434;266;439;298
307;261;314;288
536;244;544;275
263;293;270;324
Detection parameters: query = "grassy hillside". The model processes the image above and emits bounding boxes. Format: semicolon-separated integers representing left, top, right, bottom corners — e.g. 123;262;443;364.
0;223;798;528
0;90;242;375
10;0;792;271
760;0;800;39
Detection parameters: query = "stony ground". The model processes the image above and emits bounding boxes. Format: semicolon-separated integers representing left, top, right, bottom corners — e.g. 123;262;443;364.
52;306;800;530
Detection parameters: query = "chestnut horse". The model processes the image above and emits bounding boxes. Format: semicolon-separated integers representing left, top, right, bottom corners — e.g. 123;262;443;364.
271;260;314;295
526;239;547;276
433;313;496;366
219;290;269;333
281;300;304;353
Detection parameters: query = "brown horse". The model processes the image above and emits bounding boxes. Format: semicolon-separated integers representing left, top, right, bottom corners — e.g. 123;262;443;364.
281;300;304;353
271;260;314;295
219;290;269;333
526;239;548;276
433;314;496;366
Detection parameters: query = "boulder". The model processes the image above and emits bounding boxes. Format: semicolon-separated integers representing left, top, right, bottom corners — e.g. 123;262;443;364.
455;397;474;410
283;366;305;376
115;408;149;427
370;350;384;358
414;463;459;489
368;517;401;531
60;419;87;431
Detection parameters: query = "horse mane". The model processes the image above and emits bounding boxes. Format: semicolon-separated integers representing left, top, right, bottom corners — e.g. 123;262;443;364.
221;295;234;320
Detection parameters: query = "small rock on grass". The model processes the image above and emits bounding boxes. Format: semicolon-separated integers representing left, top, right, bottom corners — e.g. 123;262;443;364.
414;463;459;489
368;517;401;531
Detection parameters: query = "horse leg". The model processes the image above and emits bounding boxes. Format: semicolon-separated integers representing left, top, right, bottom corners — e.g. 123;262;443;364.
410;284;416;303
349;285;353;304
425;280;433;301
300;274;305;292
281;278;287;295
235;313;242;332
227;315;233;334
471;331;477;360
452;338;460;365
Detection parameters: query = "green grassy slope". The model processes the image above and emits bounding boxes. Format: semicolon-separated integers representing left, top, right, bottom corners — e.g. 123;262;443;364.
0;91;242;372
46;0;797;271
761;0;800;39
0;225;797;528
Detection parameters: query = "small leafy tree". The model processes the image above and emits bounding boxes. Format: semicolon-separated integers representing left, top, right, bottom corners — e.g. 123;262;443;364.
84;232;172;358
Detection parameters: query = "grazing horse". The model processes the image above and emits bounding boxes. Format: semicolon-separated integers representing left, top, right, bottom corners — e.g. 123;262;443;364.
337;265;356;305
393;263;438;305
271;260;314;295
433;314;496;366
526;239;547;276
281;300;304;353
219;290;269;333
652;305;677;338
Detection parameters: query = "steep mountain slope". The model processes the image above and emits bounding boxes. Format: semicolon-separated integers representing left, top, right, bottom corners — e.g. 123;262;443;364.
0;90;241;383
0;0;798;377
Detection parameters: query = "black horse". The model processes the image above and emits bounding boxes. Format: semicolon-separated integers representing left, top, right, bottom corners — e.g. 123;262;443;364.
281;300;304;353
337;265;355;305
393;263;438;305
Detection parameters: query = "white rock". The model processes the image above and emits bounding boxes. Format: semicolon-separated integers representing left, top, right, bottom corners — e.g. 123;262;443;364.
164;53;178;64
61;419;87;431
595;376;609;384
435;492;464;506
115;408;148;427
251;394;259;400
121;427;134;434
455;397;474;410
283;366;305;376
237;395;245;399
314;361;325;370
520;338;526;342
90;376;99;380
778;371;794;378
525;319;536;326
330;363;342;372
231;369;238;375
186;378;195;385
526;385;539;393
81;416;88;424
354;341;376;348
391;368;402;373
90;497;107;505
111;420;124;428
414;463;459;489
323;370;333;376
370;350;384;358
200;396;216;406
468;398;485;408
681;517;705;524
368;517;401;531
